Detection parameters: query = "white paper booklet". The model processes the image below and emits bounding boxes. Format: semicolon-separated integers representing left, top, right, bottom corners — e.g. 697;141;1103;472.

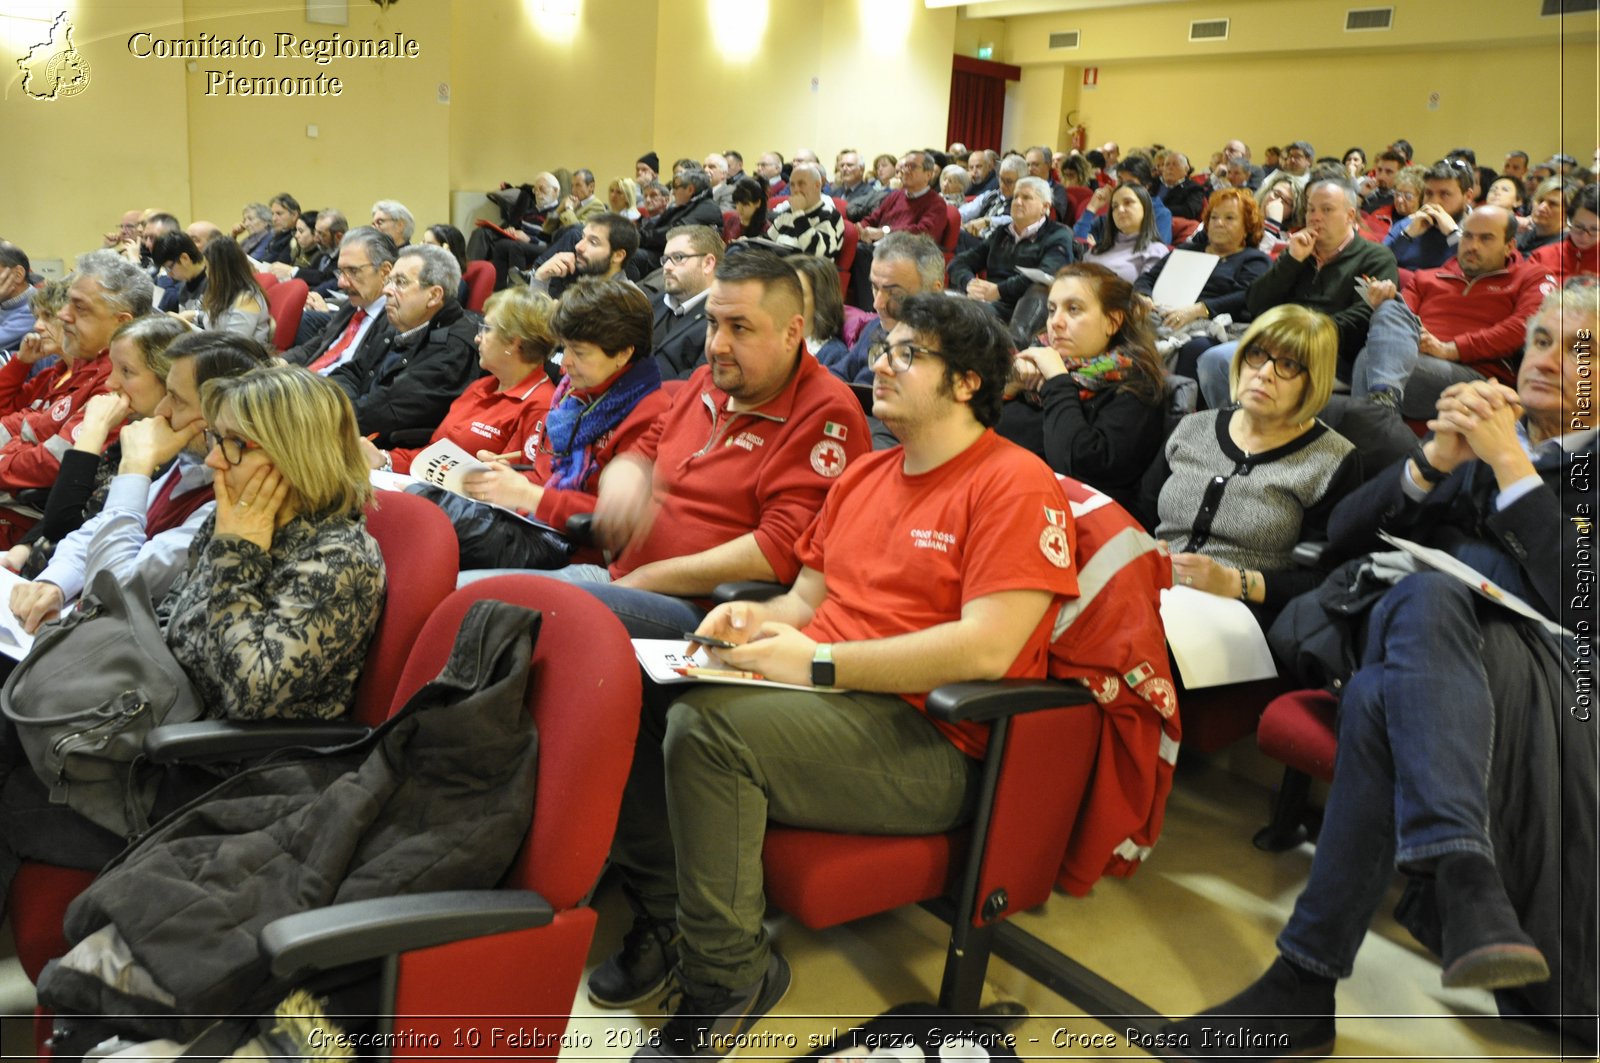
1150;249;1220;309
633;639;841;692
0;567;38;661
1159;585;1277;688
1379;531;1571;639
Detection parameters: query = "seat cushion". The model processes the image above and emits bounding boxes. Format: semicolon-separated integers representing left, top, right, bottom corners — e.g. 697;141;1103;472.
1256;689;1339;781
763;828;964;930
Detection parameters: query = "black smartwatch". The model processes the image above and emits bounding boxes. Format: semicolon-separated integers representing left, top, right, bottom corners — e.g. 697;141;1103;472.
811;644;835;687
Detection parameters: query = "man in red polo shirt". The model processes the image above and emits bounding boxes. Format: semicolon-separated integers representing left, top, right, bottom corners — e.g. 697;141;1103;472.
590;294;1080;1060
531;249;869;638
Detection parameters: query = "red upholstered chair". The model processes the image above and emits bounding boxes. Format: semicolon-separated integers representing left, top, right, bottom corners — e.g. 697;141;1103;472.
253;271;279;291
837;218;859;297
264;279;308;352
256;576;640;1059
721;210;741;243
462;261;495;313
1065;185;1094;216
1251;688;1340;851
10;492;458;1004
1170;216;1200;245
762;680;1100;1009
941;203;961;265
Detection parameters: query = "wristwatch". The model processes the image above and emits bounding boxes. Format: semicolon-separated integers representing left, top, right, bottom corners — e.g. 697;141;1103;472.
1412;445;1449;484
811;644;835;688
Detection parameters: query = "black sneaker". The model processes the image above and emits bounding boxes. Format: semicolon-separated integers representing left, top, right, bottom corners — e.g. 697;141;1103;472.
1367;386;1403;412
1156;956;1335;1062
637;951;792;1061
588;916;680;1008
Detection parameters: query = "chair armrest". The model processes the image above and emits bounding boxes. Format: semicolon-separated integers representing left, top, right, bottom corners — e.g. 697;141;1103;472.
144;719;372;764
926;679;1094;725
1291;541;1327;567
711;581;787;604
262;890;554;980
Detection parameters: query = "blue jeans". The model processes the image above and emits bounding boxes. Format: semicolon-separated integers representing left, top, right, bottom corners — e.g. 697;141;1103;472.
459;564;706;639
1277;573;1508;979
1346;297;1483;415
1196;341;1237;409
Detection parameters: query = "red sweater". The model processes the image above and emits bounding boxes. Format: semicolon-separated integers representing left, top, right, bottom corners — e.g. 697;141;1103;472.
0;352;116;493
863;188;949;244
1401;254;1555;384
613;353;869;583
1531;235;1599;282
389;372;555;474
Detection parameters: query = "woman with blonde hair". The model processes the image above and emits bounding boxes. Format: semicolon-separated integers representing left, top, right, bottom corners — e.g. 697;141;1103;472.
1151;304;1360;624
608;176;643;221
1256;170;1306;254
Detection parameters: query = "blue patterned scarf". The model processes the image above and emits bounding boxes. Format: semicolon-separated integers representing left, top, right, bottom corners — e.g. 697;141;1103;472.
544;357;663;491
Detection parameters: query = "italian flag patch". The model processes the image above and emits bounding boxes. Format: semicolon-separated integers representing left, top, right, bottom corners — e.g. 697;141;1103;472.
823;421;849;441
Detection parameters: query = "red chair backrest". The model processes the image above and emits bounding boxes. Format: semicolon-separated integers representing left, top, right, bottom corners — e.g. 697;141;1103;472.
358;491;459;726
389;576;640;910
721;210;741;243
1065;185;1094;214
264;279;308;352
1170;217;1200;245
462;261;495;313
254;271;280;291
941;203;960;263
837;219;859;295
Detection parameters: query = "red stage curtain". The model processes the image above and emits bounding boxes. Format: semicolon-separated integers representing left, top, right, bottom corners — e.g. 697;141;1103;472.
946;56;1021;153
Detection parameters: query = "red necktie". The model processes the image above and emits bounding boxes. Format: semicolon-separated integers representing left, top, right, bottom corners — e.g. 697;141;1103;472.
308;308;367;373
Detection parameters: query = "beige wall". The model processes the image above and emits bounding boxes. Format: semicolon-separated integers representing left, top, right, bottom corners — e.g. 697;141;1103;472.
452;0;657;195
1;0;191;268
3;0;1593;270
181;0;453;238
998;0;1596;165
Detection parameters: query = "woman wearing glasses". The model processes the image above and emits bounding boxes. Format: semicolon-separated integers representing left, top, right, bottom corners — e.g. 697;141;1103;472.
0;366;383;914
175;364;384;721
1530;182;1599;281
1152;304;1360;625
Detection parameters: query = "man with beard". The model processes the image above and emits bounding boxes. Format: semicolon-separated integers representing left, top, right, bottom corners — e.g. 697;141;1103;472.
532;213;639;300
512;250;868;640
650;226;721;379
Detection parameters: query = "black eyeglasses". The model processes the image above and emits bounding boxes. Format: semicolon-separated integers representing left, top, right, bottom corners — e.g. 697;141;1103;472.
1240;344;1307;380
662;252;708;266
204;429;258;466
869;339;941;373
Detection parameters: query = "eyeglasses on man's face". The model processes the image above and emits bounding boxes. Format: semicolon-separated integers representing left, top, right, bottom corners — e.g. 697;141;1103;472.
869;339;942;373
662;251;707;267
336;262;376;281
1240;344;1307;380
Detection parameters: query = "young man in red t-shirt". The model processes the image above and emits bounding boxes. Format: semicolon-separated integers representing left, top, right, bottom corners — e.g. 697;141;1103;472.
591;294;1080;1058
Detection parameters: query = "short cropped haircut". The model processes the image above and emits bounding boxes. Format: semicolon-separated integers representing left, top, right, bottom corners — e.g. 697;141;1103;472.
1375;149;1406;168
674;169;711;197
370;199;415;242
714;248;804;323
1424;160;1473;194
790;161;826;187
398;243;461;301
587;213;641;262
202;364;373;518
1527;278;1600;350
1013;175;1051;206
0;241;30;275
1230;304;1339;424
28;277;70;319
270;193;300;214
666;224;725;259
875;231;946;293
893;292;1012;428
1533;176;1578;215
75;250;155;316
168;328;274;391
553;277;653;362
1305;176;1359;210
1287;140;1315;159
319;209;349;236
341;226;399;267
109;314;192;383
483;286;558;365
998;154;1028;178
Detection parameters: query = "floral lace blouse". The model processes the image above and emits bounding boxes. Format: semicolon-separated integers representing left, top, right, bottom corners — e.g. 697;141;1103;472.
159;510;386;721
